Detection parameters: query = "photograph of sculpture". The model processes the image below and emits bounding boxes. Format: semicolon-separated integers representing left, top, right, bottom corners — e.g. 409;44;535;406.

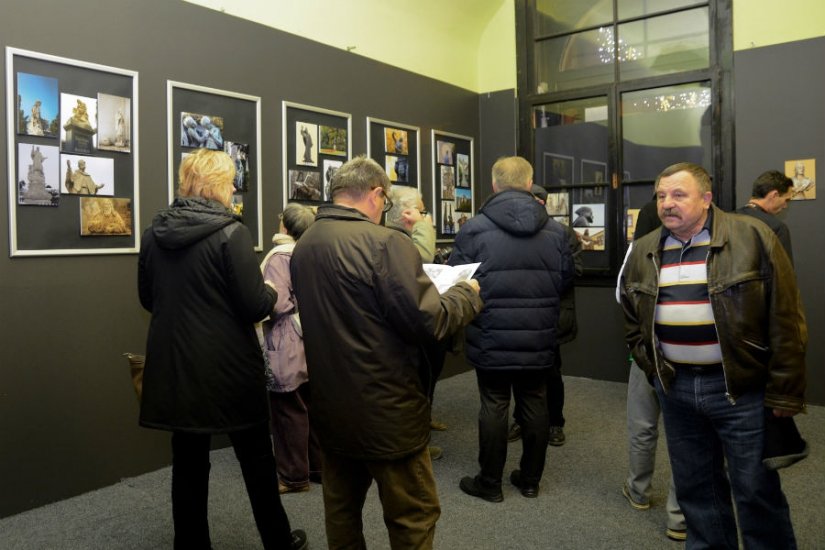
574;227;605;251
288;169;322;201
323;159;343;200
16;72;59;137
441;200;457;235
384;128;409;155
224;141;250;192
231;195;244;217
456;210;473;231
441;165;456;200
61;154;114;196
437;140;455;165
784;158;816;200
319;126;347;156
456;153;470;187
180;112;224;150
571;203;605;228
296;122;319;167
626;208;640;242
17;143;60;206
544;152;574;186
79;197;132;236
60;93;98;154
455;187;472;212
581;159;607;184
97;93;131;153
385;155;409;184
545;192;569;216
552;216;570;227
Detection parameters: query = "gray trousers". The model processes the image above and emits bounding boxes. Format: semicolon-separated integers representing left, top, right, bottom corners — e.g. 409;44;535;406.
626;361;686;531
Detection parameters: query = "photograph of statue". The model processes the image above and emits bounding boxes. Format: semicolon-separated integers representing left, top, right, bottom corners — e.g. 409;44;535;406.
571;203;605;228
385;155;408;184
97;93;131;153
296;122;318;167
441;165;456;200
60;93;98;153
180;112;224;150
437;140;455;166
456;153;470;187
16;72;59;138
323;159;343;200
456;211;473;230
784;158;816;200
231;195;244;217
288;169;322;201
320;125;347;156
384;128;409;156
545;192;569;216
17;143;60;206
224;141;250;193
61;154;114;196
455;187;472;212
574;227;605;251
79;197;132;236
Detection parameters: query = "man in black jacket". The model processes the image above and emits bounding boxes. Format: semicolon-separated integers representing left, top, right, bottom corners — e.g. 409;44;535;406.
735;170;794;264
292;156;483;549
449;156;574;501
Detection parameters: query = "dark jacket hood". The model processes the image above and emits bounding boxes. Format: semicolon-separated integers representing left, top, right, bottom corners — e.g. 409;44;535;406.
480;189;548;237
151;197;239;250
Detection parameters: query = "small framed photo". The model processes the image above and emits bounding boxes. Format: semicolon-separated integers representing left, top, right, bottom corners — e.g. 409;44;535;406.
79;197;132;236
17;72;59;137
296;122;319;166
17;143;60;206
224;141;250;192
574;227;605;251
61;154;114;196
97;93;131;152
437;140;455;165
288;169;322;201
440;165;455;199
320;125;347;156
384;127;409;155
545;192;569;216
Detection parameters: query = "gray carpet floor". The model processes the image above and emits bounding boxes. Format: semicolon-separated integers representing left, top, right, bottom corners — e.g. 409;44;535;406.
1;371;823;549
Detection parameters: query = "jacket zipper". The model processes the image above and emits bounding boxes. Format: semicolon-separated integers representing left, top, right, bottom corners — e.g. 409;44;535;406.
706;248;736;405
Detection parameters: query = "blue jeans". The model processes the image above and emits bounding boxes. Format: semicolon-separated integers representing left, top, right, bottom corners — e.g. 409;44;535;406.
655;368;796;549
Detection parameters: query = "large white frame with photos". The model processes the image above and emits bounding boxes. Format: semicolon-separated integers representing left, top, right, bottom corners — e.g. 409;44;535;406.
282;101;352;207
366;117;422;191
431;129;474;241
6;47;139;257
167;80;263;250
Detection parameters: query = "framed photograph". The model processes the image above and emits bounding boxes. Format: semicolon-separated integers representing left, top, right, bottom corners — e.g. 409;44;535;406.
432;130;473;239
322;159;343;200
284;102;352;206
17;143;60;206
367;117;420;191
61;154;114;196
60;93;97;154
7;47;139;256
79;197;132;236
319;125;347;156
97;93;131;153
571;203;605;228
16;72;58;137
581;159;607;184
545;191;569;216
552;215;570;227
626;208;640;243
224;141;250;192
784;158;816;200
543;152;574;186
384;127;409;155
574;227;606;251
168;80;262;249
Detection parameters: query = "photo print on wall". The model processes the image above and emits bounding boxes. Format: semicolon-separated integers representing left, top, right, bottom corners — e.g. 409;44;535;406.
60;93;97;154
79;196;132;236
97;93;131;153
17;143;60;206
441;165;455;199
437;140;455;165
225;141;250;192
61;154;114;196
320;126;347;156
180;112;224;150
288;169;322;201
296;122;319;167
456;153;470;187
785;158;816;200
323;159;343;200
455;187;472;212
385;128;409;156
17;72;59;138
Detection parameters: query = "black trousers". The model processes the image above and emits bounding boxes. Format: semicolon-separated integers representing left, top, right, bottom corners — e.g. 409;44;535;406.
546;344;565;427
476;369;549;487
171;423;293;549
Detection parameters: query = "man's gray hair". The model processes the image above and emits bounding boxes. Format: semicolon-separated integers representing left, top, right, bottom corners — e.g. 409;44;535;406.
386;186;422;225
329;155;390;202
492;156;533;191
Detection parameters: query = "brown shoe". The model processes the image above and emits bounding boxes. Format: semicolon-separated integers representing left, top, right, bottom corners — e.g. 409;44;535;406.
279;481;310;494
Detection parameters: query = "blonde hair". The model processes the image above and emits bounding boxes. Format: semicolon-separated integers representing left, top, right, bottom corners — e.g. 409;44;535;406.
492;156;533;191
178;149;235;207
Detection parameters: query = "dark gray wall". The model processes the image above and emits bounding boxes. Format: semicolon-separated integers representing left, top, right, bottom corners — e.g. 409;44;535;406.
478;89;518;203
0;0;479;517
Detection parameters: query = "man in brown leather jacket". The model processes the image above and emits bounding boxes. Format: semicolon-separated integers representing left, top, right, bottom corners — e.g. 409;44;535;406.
619;162;806;549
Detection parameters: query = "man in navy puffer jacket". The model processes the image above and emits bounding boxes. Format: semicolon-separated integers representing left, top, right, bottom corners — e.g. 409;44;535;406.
449;156;574;501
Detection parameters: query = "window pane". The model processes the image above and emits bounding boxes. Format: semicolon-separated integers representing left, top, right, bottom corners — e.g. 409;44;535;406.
618;0;707;20
534;29;614;93
621;82;712;183
618;8;709;80
535;0;612;37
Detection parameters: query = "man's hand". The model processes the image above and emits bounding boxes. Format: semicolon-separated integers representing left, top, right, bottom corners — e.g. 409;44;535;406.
465;279;480;293
401;208;425;230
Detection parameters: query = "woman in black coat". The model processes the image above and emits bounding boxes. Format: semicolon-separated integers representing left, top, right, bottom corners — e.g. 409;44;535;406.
138;149;306;550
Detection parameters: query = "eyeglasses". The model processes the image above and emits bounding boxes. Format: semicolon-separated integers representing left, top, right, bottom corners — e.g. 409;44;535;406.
419;209;429;216
374;187;393;213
